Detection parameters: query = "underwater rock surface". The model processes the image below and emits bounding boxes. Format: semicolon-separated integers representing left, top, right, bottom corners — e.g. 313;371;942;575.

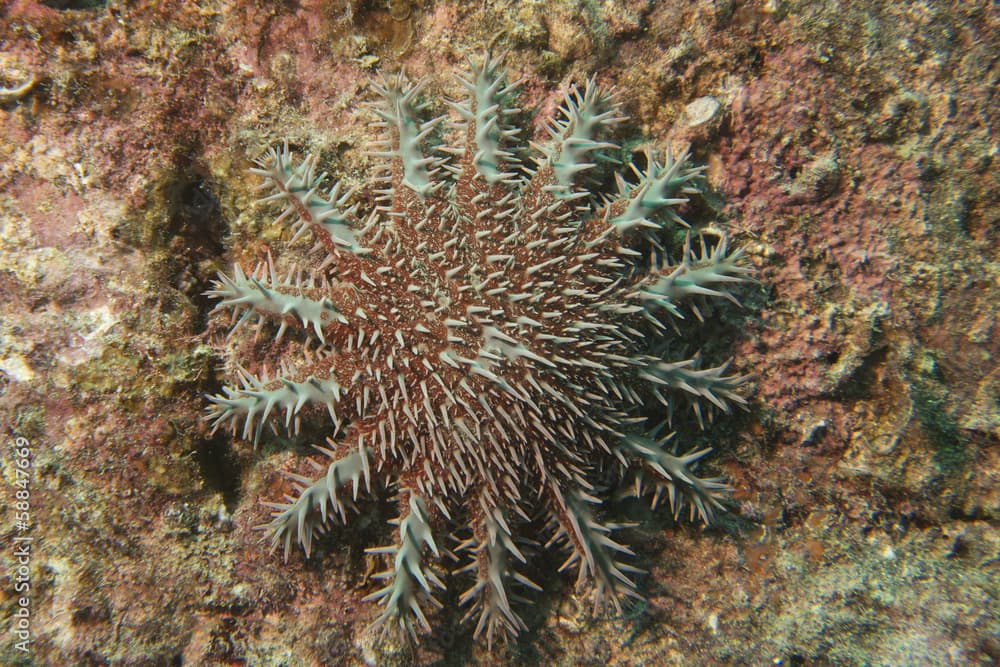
0;1;996;665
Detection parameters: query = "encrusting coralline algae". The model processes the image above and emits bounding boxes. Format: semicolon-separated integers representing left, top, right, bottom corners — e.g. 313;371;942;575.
206;53;751;645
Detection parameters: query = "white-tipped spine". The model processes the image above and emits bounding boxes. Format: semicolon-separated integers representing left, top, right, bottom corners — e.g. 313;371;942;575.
364;492;444;639
262;445;373;560
619;434;731;524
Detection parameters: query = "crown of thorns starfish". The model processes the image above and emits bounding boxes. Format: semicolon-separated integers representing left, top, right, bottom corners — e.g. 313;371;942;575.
206;52;752;645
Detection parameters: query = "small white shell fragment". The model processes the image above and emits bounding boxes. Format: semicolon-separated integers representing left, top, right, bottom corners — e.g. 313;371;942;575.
684;96;721;127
